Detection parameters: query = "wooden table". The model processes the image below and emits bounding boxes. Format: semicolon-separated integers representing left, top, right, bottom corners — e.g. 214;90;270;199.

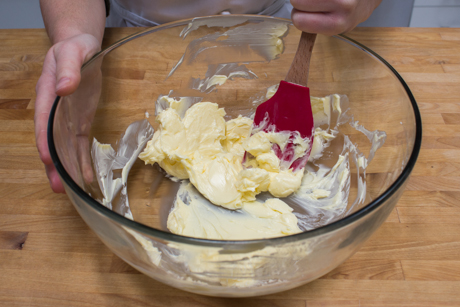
1;27;459;306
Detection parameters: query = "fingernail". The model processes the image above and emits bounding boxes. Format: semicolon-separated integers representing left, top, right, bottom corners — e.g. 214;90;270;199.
56;77;70;92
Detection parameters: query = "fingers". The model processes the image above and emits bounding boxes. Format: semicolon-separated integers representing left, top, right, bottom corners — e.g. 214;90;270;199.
291;8;349;36
290;0;382;36
35;49;58;166
77;135;94;185
46;163;66;193
290;0;340;12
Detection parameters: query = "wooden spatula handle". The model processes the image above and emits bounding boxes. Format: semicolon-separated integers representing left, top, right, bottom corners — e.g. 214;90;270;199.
285;32;317;87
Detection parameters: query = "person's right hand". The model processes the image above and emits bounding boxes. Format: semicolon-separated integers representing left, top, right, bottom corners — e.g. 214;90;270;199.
290;0;382;35
35;33;101;193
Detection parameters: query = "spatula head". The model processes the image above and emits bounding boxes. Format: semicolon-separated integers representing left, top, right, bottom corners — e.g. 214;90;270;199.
250;80;314;171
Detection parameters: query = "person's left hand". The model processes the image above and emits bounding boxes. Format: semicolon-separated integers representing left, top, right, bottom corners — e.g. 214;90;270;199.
290;0;382;36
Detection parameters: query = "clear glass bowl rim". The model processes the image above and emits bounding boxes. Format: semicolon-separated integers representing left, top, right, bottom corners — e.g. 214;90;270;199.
48;15;422;248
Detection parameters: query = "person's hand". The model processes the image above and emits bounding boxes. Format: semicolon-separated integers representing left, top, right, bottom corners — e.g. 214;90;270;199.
35;33;101;193
290;0;382;35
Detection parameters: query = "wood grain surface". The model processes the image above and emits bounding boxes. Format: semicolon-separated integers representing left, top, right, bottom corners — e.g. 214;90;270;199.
1;27;460;306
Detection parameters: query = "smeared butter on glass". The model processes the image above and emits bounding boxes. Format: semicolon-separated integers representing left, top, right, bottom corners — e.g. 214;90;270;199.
88;17;389;288
90;90;386;287
92;90;385;244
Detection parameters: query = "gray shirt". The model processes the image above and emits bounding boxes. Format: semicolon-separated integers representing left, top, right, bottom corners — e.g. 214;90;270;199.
105;0;415;29
106;0;292;27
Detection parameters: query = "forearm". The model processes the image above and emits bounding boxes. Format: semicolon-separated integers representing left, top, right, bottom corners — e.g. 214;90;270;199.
39;0;106;44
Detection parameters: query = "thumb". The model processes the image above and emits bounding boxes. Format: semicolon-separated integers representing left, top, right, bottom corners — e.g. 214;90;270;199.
54;34;100;97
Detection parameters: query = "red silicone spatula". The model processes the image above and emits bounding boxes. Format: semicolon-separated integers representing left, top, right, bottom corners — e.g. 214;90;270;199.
249;32;316;171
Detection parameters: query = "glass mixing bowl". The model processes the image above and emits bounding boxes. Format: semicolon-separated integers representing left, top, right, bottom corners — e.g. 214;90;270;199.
48;15;421;297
